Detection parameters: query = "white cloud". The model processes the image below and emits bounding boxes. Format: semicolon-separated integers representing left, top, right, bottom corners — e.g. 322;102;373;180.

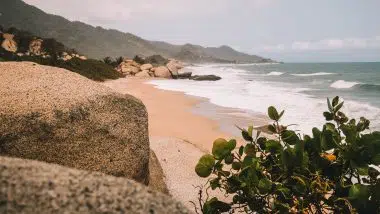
257;36;380;52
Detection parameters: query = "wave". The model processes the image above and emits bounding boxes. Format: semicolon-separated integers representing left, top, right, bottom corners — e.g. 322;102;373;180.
355;83;380;92
330;80;360;89
292;72;335;77
266;71;284;76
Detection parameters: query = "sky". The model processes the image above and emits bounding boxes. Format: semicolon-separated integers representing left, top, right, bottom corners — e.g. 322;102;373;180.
23;0;380;62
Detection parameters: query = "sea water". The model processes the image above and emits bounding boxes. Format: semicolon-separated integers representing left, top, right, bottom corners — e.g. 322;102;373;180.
149;62;380;134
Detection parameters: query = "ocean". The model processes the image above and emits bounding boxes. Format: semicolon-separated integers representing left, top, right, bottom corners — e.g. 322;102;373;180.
149;62;380;134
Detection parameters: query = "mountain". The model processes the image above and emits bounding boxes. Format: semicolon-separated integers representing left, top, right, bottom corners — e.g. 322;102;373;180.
0;0;274;63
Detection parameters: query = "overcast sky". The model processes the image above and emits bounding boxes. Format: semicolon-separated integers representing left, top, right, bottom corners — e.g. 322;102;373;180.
23;0;380;62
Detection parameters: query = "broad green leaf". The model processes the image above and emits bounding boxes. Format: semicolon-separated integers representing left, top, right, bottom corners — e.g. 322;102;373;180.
195;154;215;177
242;130;253;142
281;148;295;170
278;110;285;120
224;154;234;164
281;130;299;145
232;162;241;170
332;96;339;107
349;184;369;201
244;144;256;156
323;112;334;121
265;140;282;154
334;101;344;112
227;139;237;151
258;178;272;194
212;138;230;160
267;124;277;133
268;106;280;121
239;145;244;156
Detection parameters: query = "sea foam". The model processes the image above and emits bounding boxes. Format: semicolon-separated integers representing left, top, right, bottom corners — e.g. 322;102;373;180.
330;80;360;89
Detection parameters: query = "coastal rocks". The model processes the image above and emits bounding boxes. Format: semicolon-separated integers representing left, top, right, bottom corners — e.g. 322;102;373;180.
0;156;189;213
154;66;172;78
140;63;153;70
0;62;150;184
145;55;169;66
119;64;140;75
177;71;193;79
135;70;151;78
29;38;43;55
190;74;222;81
1;33;17;52
166;61;179;77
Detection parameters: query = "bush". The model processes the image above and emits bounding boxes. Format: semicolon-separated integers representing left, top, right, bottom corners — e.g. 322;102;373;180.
195;96;380;213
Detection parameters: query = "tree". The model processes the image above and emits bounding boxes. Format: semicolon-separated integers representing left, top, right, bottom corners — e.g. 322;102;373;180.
103;56;113;65
195;96;380;213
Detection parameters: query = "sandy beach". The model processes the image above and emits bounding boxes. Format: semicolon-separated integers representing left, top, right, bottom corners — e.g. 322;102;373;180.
102;77;269;210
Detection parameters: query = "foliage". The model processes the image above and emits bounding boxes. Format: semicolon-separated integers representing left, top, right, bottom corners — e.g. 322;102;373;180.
195;96;380;213
103;56;124;67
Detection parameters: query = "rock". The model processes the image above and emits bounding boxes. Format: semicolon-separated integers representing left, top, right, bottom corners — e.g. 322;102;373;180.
190;75;222;81
135;70;150;78
140;63;153;71
78;55;87;60
118;64;140;75
154;66;172;78
29;38;43;55
63;55;72;61
0;156;189;213
149;150;169;194
166;62;179;77
1;33;17;53
177;72;192;79
16;53;24;57
0;62;150;184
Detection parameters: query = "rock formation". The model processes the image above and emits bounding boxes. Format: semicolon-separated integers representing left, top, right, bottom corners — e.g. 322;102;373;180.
0;62;150;184
1;33;17;53
0;156;189;213
29;38;43;55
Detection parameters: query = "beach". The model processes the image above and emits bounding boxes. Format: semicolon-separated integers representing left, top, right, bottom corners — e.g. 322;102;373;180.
103;77;268;209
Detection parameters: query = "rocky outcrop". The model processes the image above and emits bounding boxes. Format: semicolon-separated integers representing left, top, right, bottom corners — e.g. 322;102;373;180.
0;62;150;184
0;156;189;213
1;33;17;53
154;66;172;78
140;63;153;70
135;70;151;78
190;75;222;81
149;150;170;194
29;38;43;55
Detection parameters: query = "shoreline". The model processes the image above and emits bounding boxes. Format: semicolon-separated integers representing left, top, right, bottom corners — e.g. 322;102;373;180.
102;77;269;209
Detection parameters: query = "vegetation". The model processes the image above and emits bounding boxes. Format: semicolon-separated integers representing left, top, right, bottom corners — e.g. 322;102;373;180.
0;26;122;81
103;56;124;67
194;96;380;213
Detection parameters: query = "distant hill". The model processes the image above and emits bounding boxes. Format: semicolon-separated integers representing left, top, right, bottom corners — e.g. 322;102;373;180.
0;0;274;63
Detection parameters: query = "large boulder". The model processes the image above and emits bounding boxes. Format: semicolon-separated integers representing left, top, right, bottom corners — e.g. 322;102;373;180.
166;62;179;77
29;38;44;55
135;70;151;78
140;63;153;71
0;156;189;213
0;62;150;184
118;63;140;75
1;33;17;53
154;66;172;78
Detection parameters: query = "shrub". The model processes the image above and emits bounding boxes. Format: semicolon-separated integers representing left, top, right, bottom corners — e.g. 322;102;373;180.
195;96;380;213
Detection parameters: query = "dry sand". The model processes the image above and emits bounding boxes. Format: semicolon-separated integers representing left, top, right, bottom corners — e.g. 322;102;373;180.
103;77;268;210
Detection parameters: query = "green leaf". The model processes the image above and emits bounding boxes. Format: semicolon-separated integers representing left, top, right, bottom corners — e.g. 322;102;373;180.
258;178;272;194
267;124;277;133
224;154;234;164
281;148;295;170
203;197;231;214
334;101;344;112
239;145;244;156
242;130;253;142
195;154;215;177
244;144;256;156
257;137;267;150
349;184;369;201
232;162;241;170
265;140;282;154
321;129;338;150
294;140;305;164
292;176;307;194
323;112;334;121
372;154;380;165
278;110;285;120
248;125;254;137
281;130;299;145
227;139;237;151
332;96;339;107
327;98;334;112
268;106;280;121
357;166;369;175
212;138;230;160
